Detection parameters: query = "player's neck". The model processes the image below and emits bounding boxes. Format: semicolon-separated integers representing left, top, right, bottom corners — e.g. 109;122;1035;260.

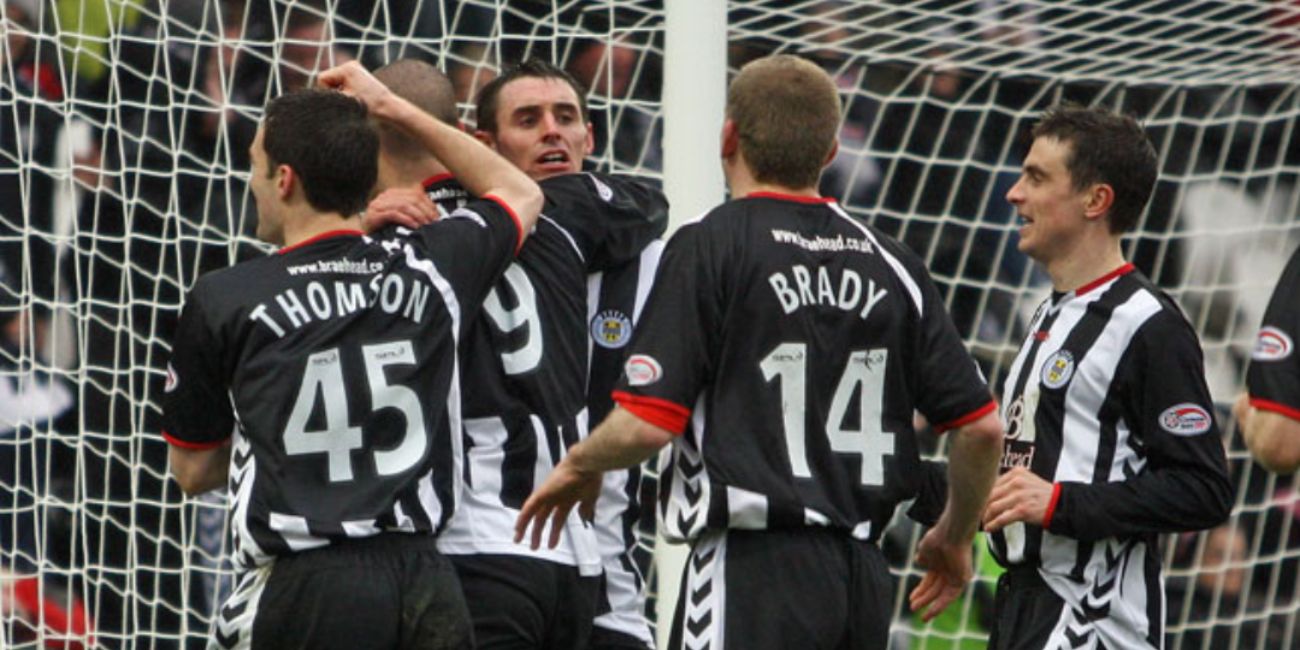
378;156;449;192
281;210;363;250
726;161;821;200
1046;236;1127;294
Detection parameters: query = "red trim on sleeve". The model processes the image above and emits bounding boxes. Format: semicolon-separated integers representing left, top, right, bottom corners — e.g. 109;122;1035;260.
933;400;998;433
743;191;835;204
162;431;229;450
1074;263;1136;296
612;391;691;435
1042;482;1063;529
278;229;364;255
481;194;526;255
422;172;455;188
1251;398;1300;422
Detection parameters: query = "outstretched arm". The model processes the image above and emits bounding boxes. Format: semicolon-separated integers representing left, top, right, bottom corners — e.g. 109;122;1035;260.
515;407;675;550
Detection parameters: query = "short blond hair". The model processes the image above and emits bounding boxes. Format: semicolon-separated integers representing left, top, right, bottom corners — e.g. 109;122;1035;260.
727;55;840;189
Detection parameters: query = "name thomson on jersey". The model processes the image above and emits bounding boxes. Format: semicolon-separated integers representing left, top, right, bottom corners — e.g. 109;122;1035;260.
249;272;433;337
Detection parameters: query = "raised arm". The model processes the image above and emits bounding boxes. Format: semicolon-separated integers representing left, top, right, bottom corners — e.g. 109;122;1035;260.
319;62;543;235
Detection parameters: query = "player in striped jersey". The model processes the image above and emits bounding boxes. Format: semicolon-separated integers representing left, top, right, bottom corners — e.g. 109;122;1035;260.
982;105;1232;650
161;64;543;649
365;59;668;649
518;54;1005;650
1235;244;1300;472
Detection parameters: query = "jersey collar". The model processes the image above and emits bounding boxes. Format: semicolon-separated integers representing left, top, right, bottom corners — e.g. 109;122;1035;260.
1075;262;1136;297
278;229;365;255
743;191;836;204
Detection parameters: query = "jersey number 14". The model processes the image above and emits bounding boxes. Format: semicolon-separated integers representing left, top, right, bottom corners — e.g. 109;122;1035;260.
760;343;895;486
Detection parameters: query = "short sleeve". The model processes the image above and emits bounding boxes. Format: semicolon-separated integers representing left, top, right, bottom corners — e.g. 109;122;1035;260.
900;248;996;431
1247;248;1300;419
611;223;718;434
162;288;236;449
409;195;522;319
539;173;668;272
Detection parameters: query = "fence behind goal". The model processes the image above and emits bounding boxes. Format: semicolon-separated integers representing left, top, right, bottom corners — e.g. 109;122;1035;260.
0;0;1298;648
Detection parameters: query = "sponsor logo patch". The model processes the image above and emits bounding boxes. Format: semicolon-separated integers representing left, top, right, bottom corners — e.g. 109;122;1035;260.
590;310;632;349
164;363;178;393
1253;326;1293;362
625;354;662;387
1040;350;1075;389
1159;403;1213;436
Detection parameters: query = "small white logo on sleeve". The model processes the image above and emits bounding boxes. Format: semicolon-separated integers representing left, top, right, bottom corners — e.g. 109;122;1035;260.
1158;403;1213;436
164;363;179;393
590;175;614;202
625;355;662;387
1252;326;1293;362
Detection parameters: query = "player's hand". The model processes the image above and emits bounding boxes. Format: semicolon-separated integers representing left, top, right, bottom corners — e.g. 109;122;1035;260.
514;459;602;550
981;466;1053;532
909;521;973;622
318;61;392;113
363;188;439;232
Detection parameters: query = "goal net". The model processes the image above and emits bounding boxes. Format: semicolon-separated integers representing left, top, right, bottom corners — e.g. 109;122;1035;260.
0;0;1297;647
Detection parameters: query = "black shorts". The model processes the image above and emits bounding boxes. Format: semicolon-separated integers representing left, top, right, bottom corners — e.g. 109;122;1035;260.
451;554;600;650
988;567;1071;650
589;625;654;650
213;534;471;650
667;528;892;650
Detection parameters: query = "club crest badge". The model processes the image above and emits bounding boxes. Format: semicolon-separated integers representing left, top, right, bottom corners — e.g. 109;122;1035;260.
591;310;633;349
1040;350;1075;389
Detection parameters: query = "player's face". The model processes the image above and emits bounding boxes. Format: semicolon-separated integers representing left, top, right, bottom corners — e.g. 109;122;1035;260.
1006;136;1090;264
485;77;593;180
249;127;284;245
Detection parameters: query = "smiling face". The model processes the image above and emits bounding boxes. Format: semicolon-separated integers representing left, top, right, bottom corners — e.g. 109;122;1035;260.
480;76;593;180
1006;136;1092;265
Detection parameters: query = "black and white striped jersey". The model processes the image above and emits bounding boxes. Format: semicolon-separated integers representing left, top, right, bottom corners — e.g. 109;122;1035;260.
614;193;995;544
989;263;1232;649
161;197;522;570
588;240;664;646
1248;246;1300;420
431;173;668;572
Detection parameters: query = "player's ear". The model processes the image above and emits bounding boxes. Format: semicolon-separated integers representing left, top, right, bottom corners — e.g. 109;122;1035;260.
822;139;839;169
583;120;595;156
1083;182;1114;223
720;119;739;158
276;164;295;200
474;129;496;149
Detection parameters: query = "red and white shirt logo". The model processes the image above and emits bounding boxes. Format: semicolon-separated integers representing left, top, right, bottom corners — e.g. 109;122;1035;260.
1158;403;1213;436
624;354;663;387
1252;326;1293;362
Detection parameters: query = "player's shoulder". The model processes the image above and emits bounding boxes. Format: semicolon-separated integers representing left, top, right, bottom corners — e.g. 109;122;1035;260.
1118;270;1200;344
540;171;663;209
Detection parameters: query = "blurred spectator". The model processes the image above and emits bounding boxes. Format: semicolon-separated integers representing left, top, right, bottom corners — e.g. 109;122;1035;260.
568;38;662;171
1168;525;1266;648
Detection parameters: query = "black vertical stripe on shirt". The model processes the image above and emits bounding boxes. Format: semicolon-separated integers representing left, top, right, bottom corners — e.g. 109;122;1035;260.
588;262;644;424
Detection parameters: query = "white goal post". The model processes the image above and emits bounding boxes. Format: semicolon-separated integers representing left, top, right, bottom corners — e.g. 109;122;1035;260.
0;1;1298;648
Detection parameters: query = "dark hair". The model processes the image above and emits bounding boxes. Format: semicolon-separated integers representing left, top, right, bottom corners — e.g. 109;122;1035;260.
262;89;378;217
1032;104;1158;234
374;59;459;162
726;54;841;190
474;58;588;134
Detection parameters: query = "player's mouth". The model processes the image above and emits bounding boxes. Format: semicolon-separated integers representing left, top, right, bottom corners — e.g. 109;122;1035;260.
535;150;573;172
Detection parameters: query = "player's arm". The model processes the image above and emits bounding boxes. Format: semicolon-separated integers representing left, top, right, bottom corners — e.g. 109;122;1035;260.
516;407;675;550
319;62;542;237
169;443;232;495
986;313;1232;540
1236;394;1300;473
911;409;1002;622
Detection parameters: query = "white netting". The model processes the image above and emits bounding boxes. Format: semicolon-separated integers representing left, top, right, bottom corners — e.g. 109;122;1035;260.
0;0;1298;648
